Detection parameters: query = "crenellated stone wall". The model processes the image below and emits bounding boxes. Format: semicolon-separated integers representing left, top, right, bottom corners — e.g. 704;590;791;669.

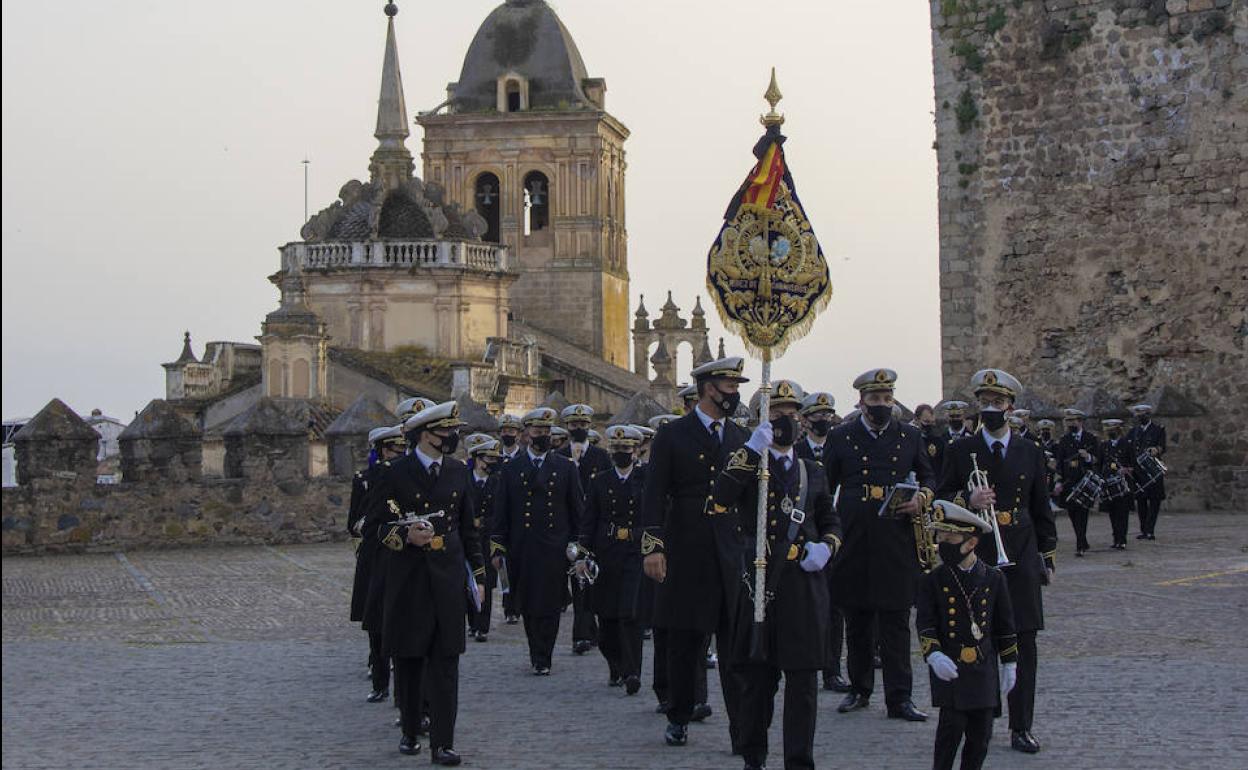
930;0;1247;510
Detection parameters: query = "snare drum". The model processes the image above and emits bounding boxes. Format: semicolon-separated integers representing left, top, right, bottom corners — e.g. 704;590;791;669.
1136;451;1168;490
1102;472;1130;501
1067;471;1103;509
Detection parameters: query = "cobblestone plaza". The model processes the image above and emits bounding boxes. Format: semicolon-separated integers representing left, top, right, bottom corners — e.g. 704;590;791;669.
4;514;1247;769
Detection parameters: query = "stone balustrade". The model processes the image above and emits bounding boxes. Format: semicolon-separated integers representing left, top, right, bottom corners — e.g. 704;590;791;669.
285;239;509;272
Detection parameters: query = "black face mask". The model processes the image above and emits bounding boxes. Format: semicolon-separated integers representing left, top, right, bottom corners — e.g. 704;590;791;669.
980;409;1007;433
1108;430;1120;440
712;385;741;416
500;434;517;448
1040;430;1052;441
866;404;892;427
611;451;633;469
433;431;459;455
1136;415;1150;425
808;419;831;437
938;540;969;567
1067;423;1079;435
570;428;589;443
771;415;798;447
531;435;551;453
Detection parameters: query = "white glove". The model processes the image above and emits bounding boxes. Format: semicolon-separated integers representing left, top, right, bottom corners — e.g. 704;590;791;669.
999;661;1017;696
799;541;832;572
352;517;364;535
745;420;774;454
928;651;959;682
566;542;580;562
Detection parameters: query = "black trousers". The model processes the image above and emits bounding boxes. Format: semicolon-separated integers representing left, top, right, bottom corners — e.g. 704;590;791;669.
1137;496;1162;536
468;573;493;635
667;627;745;749
1008;630;1038;732
739;665;818;770
933;707;994;770
1067;504;1091;551
368;631;390;693
523;613;561;669
1107;499;1131;545
652;627;708;705
570;578;598;645
501;585;517;618
394;656;459;749
844;607;912;707
598;617;643;679
822;601;845;680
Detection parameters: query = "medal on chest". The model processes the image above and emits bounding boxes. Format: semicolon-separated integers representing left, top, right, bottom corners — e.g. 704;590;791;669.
780;496;794;516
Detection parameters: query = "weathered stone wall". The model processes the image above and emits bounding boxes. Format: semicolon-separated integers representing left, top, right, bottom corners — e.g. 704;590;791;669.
930;0;1247;509
1;475;350;555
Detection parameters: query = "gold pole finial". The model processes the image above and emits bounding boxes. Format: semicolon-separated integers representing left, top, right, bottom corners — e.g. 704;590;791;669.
761;67;784;127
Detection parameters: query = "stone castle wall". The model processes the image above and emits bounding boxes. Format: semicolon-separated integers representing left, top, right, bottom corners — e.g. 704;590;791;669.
930;0;1247;509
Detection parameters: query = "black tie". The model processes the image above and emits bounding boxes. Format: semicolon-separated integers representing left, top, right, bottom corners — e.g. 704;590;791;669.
533;457;542;471
813;444;822;459
781;456;790;475
992;442;1004;463
429;462;440;481
710;421;722;447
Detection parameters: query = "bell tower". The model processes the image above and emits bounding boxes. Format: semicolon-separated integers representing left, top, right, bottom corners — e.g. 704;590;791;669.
417;0;630;368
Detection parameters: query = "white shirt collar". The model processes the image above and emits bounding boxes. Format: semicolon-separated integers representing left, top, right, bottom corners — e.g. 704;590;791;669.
981;425;1012;451
472;466;490;481
861;415;890;436
527;447;548;463
501;444;520;458
616;466;633;481
694;404;724;433
806;435;825;449
414;446;442;471
768;446;794;462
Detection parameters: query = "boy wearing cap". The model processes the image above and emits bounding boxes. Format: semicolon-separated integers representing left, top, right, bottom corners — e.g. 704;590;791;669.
917;500;1018;770
576;425;648;694
559;404;612;655
1099;420;1136;550
1126;405;1166;540
464;435;502;641
1055;409;1101;557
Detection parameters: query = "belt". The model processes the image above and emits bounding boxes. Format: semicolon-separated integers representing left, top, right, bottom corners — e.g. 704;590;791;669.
994;508;1030;527
786;543;801;561
607;524;632;541
428;534;446;551
862;484;888;501
959;645;981;664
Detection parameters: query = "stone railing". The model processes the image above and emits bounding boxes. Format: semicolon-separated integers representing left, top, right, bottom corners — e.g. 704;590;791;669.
285;240;509;272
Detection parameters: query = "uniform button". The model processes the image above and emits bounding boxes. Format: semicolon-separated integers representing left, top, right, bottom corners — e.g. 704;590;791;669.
948;597;956;604
948;633;956;638
949;620;956;627
770;519;777;525
862;456;868;462
862;470;869;476
948;608;956;615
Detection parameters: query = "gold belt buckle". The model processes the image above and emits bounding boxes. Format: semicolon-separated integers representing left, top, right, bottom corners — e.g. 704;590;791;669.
866;485;886;501
615;527;631;541
430;535;445;551
996;510;1014;526
959;646;979;664
787;544;800;561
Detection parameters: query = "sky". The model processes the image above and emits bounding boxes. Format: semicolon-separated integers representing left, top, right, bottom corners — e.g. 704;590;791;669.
1;0;942;423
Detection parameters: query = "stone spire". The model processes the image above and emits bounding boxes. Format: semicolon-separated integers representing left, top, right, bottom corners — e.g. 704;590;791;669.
717;337;726;358
174;332;197;364
369;2;414;188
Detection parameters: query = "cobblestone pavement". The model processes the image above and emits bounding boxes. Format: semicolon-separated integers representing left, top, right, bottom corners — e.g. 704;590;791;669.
4;513;1248;769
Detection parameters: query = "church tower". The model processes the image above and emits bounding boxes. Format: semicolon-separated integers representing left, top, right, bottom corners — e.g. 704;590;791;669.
417;0;631;368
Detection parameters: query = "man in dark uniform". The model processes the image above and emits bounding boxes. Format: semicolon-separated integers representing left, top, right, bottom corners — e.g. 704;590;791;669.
937;368;1056;756
494;414;524;624
940;401;972;445
826;368;936;723
917;500;1018;770
635;425;656;466
713;380;841;770
795;391;850;695
576;425;647;694
490;407;584;675
351;425;407;703
1012;409;1036;444
463;434;501;642
642;356;750;749
1036;419;1059;500
678;383;698;415
1127;404;1167;540
371;401;485;764
559;404;611;655
1055;408;1100;557
1098;419;1135;550
914;403;946;477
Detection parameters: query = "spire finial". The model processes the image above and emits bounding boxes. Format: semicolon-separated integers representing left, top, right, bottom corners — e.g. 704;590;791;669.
761;67;784;127
370;2;414;186
384;2;398;17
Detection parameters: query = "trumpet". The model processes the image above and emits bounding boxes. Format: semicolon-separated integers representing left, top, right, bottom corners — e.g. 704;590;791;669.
914;502;939;572
968;453;1013;567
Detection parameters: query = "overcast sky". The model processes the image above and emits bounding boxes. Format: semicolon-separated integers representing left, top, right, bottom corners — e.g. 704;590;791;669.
1;0;941;423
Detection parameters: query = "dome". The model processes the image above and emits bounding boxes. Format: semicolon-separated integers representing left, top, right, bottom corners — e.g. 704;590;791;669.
452;0;592;112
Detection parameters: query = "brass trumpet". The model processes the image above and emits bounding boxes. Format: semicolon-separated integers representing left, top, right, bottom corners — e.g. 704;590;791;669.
914;503;939;572
968;453;1013;567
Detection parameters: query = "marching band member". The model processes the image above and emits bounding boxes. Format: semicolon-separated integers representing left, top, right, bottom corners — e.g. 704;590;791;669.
1055;408;1100;557
1127;404;1166;541
937;369;1055;756
464;434;501;642
559;404;611;656
917;500;1018;770
1099;419;1135;550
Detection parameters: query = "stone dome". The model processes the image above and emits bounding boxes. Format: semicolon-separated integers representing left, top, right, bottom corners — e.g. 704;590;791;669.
452;0;591;112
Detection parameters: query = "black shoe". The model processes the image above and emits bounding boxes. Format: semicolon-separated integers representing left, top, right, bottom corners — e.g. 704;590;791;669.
743;764;766;770
532;665;551;676
398;735;421;755
624;675;641;695
664;722;688;746
367;689;389;703
837;693;870;713
608;675;623;687
505;615;519;625
1136;533;1148;540
572;639;593;655
419;715;431;736
704;652;718;669
872;653;882;669
887;701;928;721
1147;534;1156;540
655;700;670;714
394;716;402;728
642;628;652;640
1075;549;1085;557
1011;730;1041;753
431;747;462;766
691;702;713;722
822;674;851;693
474;632;488;642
